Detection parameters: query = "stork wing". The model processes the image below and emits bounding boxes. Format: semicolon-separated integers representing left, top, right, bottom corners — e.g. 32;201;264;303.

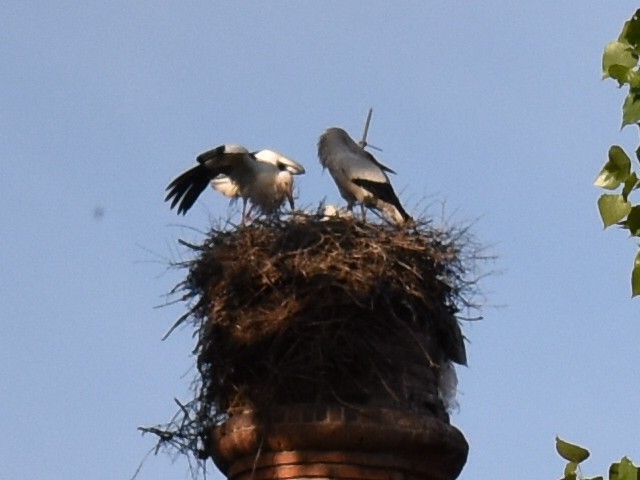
351;178;399;209
352;178;412;223
362;149;396;174
165;164;212;215
166;144;254;215
196;145;227;165
253;149;306;175
196;145;254;177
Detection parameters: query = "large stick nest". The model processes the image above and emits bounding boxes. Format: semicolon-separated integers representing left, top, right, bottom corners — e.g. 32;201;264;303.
142;215;485;464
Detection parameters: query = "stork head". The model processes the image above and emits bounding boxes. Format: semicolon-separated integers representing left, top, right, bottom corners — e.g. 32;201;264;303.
275;170;295;210
318;127;360;165
321;127;357;144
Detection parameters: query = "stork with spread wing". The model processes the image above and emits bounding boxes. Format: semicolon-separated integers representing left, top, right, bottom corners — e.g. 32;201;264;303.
166;144;305;222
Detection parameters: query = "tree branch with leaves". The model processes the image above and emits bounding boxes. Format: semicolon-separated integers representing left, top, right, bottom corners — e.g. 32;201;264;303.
556;437;638;480
597;8;640;296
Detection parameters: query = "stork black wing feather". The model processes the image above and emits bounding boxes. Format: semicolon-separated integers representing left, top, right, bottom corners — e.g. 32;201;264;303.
196;145;227;165
352;178;411;222
178;177;210;214
165;164;211;215
197;150;242;177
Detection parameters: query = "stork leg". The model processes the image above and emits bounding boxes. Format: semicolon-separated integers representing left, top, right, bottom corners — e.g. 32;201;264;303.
346;203;354;218
360;203;367;222
241;198;248;226
246;203;257;221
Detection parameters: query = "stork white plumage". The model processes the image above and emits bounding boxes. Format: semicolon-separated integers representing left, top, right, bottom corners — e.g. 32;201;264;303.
317;127;412;224
211;149;305;217
165;144;305;222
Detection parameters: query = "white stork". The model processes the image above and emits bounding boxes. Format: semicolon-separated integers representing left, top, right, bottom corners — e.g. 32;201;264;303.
317;127;412;224
165;144;305;222
210;149;305;217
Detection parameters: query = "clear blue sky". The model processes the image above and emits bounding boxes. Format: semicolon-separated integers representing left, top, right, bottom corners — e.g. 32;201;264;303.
2;2;640;479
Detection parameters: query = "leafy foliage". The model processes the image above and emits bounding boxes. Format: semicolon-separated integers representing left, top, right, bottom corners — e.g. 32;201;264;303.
598;8;640;296
556;438;637;480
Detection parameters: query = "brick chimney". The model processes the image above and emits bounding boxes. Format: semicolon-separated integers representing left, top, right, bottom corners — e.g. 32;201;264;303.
210;403;467;480
207;327;468;480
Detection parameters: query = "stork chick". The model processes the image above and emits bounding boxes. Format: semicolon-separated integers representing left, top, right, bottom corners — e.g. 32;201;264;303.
317;127;411;224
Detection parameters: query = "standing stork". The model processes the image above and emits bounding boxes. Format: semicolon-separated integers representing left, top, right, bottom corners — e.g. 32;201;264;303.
317;127;412;224
165;144;305;222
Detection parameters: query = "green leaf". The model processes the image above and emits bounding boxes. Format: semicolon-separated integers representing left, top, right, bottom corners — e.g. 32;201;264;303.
584;477;604;480
597;194;631;228
622;91;640;127
619;9;640;47
564;461;578;477
632;251;640;297
610;457;639;480
594;146;631;189
608;66;640;88
603;41;638;79
611;461;620;480
624;206;640;235
556;437;590;464
629;70;640;89
609;65;632;86
622;172;639;201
